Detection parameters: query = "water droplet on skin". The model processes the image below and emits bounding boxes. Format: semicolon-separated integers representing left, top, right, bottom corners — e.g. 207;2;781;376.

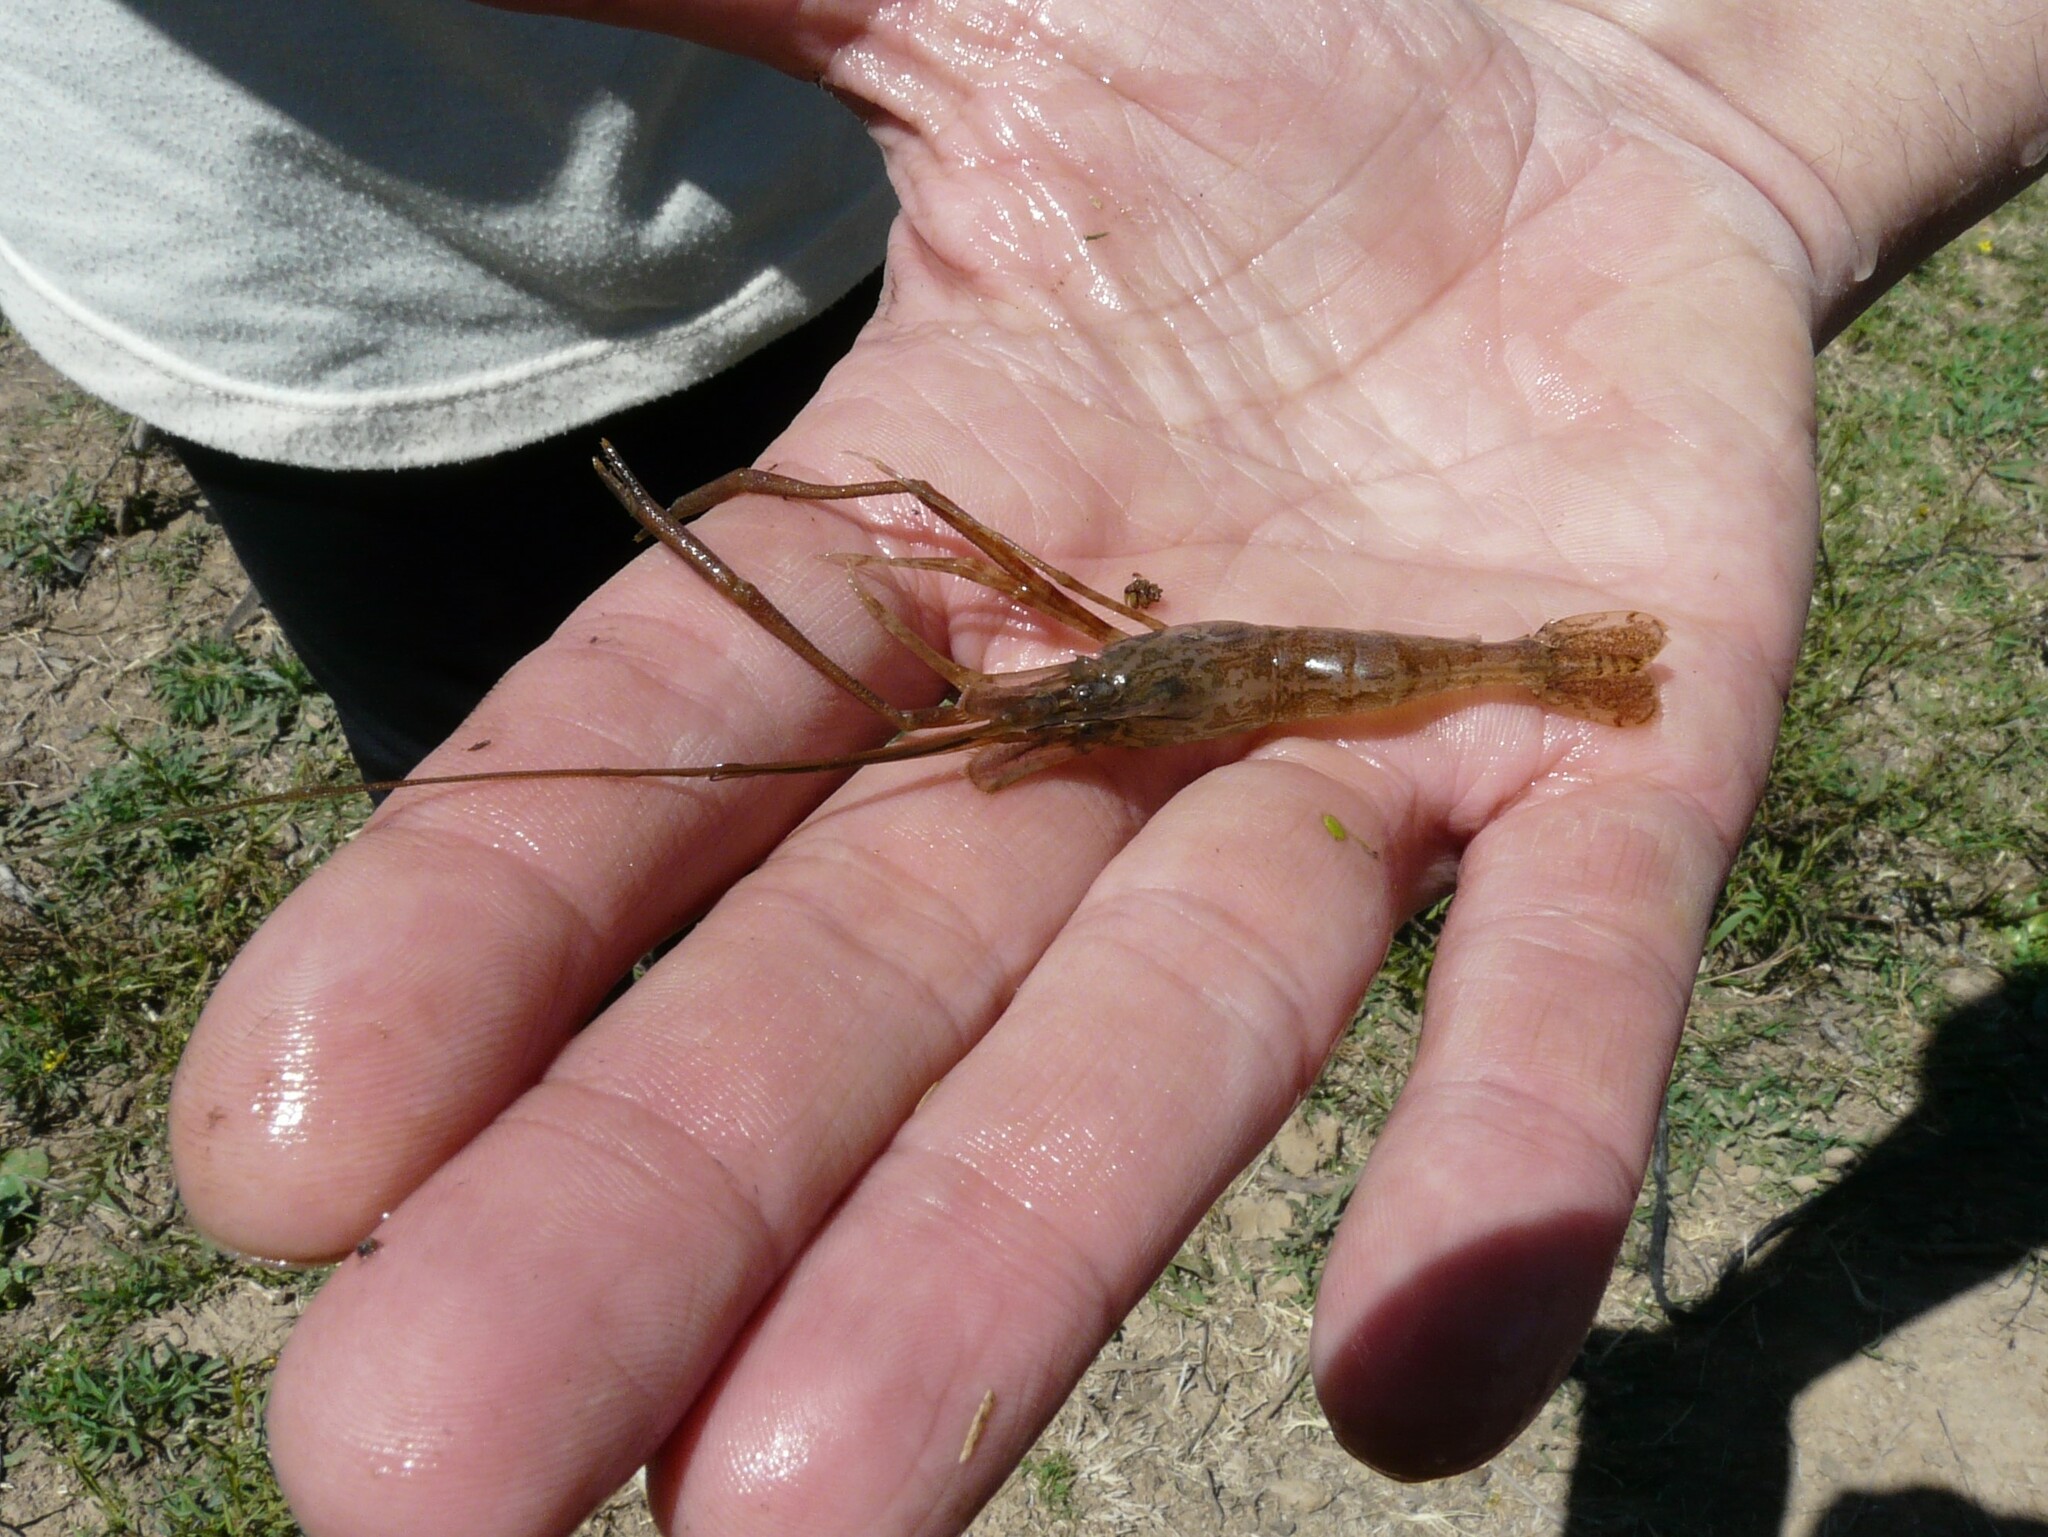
729;1407;823;1495
254;1024;320;1143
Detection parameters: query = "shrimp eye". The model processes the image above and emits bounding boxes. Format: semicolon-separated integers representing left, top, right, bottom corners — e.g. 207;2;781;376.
1070;676;1118;711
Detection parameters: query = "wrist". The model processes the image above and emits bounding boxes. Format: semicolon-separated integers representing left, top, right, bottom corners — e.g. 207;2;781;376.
1494;0;2048;336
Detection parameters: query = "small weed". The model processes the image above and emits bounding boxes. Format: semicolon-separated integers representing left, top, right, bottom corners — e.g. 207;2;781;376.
13;1339;232;1468
1271;1178;1353;1302
151;638;315;736
1661;1028;1846;1189
44;732;243;883
1375;896;1449;1010
150;1383;300;1537
1150;1252;1213;1317
5;1346;293;1535
74;1240;235;1337
1996;891;2048;970
1023;1448;1080;1516
2;723;351;1125
0;472;112;592
0;922;147;1125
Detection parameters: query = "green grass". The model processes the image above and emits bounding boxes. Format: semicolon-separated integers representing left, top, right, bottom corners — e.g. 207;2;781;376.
1021;1448;1081;1517
2;618;350;1532
4;641;347;1119
0;1148;46;1311
1683;207;2044;1237
150;640;318;737
14;1339;235;1469
9;1333;290;1535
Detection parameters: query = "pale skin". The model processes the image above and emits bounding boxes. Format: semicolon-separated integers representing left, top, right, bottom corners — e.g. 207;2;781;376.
163;2;2048;1533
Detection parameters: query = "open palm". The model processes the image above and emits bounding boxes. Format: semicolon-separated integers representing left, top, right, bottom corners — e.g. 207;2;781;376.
169;2;1837;1532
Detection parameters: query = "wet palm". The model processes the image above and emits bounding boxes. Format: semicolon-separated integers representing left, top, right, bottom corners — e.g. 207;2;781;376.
169;2;1833;1532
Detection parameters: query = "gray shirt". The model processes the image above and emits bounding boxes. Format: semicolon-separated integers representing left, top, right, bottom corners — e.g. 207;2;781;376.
0;0;893;467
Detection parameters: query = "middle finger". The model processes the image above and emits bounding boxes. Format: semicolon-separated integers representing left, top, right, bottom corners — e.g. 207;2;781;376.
653;750;1418;1534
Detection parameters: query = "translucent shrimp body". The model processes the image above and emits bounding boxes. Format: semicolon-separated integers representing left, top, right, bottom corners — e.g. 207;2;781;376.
179;453;1668;813
956;614;1666;788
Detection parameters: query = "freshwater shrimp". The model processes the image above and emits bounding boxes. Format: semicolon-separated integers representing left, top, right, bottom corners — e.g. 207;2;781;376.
198;444;1667;810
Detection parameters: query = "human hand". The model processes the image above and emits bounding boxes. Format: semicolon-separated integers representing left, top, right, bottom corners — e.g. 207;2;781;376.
167;1;2047;1532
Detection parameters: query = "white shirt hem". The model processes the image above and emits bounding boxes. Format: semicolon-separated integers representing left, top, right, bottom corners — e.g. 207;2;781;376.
0;190;893;471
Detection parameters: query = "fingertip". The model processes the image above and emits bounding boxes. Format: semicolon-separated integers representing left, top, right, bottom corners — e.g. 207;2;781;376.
1312;1208;1623;1480
166;842;580;1261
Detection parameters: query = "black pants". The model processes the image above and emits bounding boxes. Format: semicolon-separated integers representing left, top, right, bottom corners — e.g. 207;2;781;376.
172;273;880;784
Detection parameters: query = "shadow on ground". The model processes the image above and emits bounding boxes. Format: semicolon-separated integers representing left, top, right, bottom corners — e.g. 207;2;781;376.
1564;963;2048;1536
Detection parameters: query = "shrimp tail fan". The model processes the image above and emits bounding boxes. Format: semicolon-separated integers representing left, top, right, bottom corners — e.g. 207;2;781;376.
1530;611;1668;727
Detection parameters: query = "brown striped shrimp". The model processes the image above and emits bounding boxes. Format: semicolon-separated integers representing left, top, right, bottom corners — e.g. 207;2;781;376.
195;442;1667;811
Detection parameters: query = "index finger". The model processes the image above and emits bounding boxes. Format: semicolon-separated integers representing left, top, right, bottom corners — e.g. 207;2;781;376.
168;490;937;1261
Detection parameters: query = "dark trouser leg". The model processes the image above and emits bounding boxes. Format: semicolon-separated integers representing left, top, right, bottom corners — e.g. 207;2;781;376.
171;272;881;785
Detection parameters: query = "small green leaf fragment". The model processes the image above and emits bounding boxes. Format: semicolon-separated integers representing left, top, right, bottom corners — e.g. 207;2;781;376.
0;1147;50;1219
0;1148;50;1181
1321;812;1348;842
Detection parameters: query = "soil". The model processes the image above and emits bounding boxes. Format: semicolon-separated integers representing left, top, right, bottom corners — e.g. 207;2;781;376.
2;322;2043;1536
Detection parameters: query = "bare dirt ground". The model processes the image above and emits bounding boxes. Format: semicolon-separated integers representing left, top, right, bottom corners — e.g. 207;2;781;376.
3;311;2044;1535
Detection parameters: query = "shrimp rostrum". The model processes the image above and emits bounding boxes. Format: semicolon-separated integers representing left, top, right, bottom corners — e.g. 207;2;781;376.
215;444;1669;809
